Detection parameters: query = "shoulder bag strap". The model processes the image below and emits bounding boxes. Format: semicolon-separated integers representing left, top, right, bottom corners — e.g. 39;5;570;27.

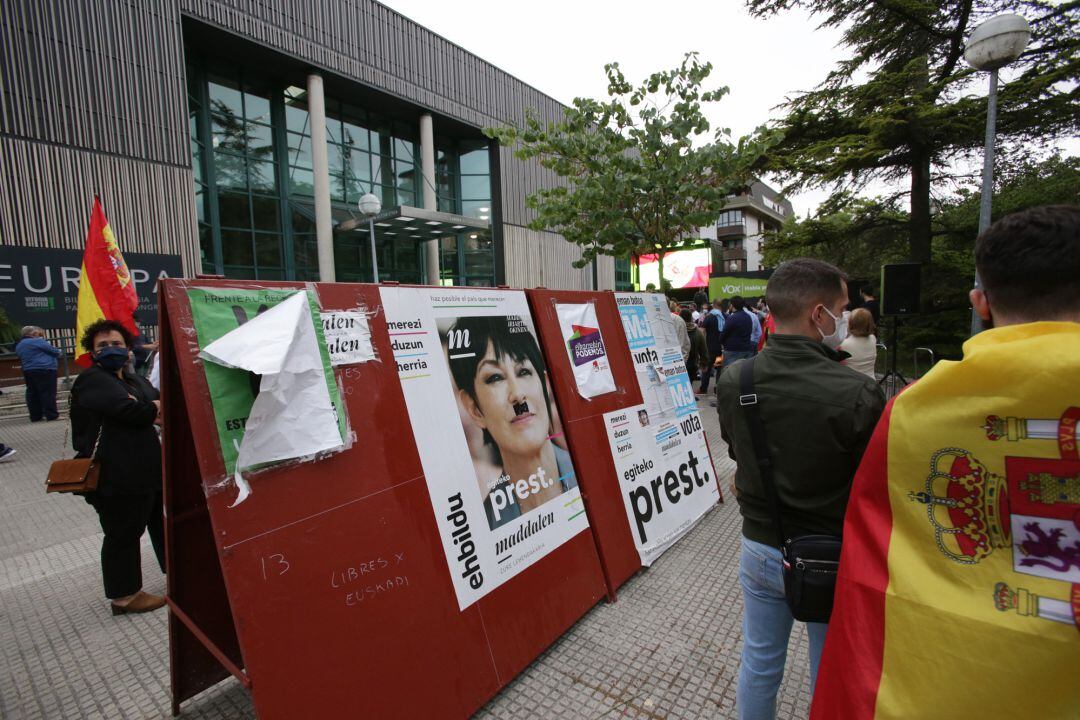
737;357;788;551
88;424;103;461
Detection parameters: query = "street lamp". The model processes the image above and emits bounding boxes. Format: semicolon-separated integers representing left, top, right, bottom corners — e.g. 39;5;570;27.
358;192;382;283
965;13;1030;335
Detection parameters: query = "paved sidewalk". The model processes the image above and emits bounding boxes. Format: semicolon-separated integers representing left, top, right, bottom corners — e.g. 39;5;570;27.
0;398;812;719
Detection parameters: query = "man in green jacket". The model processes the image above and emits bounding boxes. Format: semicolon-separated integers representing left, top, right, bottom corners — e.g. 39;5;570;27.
717;257;885;720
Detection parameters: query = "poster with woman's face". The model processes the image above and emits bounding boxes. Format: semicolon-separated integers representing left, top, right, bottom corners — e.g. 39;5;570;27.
440;315;576;530
380;286;589;610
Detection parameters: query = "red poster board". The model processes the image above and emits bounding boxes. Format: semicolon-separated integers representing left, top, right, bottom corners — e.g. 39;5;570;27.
526;289;723;597
160;279;606;718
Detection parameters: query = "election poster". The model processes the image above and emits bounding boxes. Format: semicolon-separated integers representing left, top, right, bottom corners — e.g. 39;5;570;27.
554;302;617;399
608;292;719;565
319;311;375;366
186;287;347;478
379;286;590;609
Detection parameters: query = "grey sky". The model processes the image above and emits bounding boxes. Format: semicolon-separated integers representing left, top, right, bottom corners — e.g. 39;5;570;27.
381;1;1075;218
381;0;848;215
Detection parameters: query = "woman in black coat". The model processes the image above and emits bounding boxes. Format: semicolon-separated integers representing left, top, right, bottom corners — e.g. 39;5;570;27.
71;319;165;615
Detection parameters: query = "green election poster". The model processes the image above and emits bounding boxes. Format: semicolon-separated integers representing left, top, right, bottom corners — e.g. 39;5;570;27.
708;276;769;298
186;287;346;475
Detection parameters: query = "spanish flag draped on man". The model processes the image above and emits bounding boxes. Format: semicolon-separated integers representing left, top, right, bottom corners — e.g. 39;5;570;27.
811;206;1080;719
74;197;140;366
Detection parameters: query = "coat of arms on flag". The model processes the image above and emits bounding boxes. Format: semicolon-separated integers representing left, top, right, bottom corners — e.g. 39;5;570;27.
74;196;140;365
910;406;1080;630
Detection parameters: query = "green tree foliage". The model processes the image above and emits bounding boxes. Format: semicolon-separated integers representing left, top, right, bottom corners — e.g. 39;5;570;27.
0;307;20;348
485;54;774;277
762;195;910;275
747;0;1079;268
764;155;1080;361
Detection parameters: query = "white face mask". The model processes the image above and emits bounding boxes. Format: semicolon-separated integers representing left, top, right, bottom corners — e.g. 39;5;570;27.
816;306;848;350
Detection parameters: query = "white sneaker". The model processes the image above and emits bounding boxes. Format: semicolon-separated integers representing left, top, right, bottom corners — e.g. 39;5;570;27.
0;447;16;462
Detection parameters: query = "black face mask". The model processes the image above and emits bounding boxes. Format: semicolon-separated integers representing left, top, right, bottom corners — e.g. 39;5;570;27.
94;346;129;372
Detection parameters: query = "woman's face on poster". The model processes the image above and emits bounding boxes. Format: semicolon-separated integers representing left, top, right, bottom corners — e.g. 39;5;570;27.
466;340;550;459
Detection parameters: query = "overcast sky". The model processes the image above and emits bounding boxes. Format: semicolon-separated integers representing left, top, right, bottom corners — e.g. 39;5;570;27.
379;0;858;215
381;1;1074;218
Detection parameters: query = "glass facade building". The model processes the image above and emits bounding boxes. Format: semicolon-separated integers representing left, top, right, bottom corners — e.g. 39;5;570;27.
187;59;495;285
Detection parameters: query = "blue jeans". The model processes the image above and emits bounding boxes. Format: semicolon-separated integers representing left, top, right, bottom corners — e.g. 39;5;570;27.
737;537;828;720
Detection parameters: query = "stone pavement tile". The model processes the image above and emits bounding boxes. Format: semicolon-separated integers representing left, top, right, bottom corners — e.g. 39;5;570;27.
1;394;811;719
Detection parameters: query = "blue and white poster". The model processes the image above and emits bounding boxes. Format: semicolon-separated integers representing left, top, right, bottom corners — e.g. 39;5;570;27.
608;293;719;565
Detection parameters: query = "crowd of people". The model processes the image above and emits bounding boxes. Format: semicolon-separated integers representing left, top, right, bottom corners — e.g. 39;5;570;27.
656;277;880;395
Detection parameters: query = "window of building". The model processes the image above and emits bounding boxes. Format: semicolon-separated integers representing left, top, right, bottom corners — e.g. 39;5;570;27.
186;57;496;286
202;72;285;280
434;137;494;285
764;196;786;215
718;209;744;228
188;70;215;275
614;256;634;291
283;89;419;210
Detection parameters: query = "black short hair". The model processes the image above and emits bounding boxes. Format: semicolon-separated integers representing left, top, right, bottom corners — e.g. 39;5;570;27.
446;316;553;453
731;296;745;311
720;298;731;311
976;205;1080;319
81;319;134;355
679;309;693;323
766;258;847;323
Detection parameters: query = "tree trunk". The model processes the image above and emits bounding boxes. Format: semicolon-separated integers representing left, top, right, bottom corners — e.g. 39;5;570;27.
907;47;933;270
909;150;932;266
657;251;666;292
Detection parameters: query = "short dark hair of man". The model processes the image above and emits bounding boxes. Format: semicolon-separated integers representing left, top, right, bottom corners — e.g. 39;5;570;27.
766;258;847;324
860;285;876;299
80;319;134;355
720;298;731;312
679;309;693;323
712;298;723;309
975;205;1080;321
731;296;746;311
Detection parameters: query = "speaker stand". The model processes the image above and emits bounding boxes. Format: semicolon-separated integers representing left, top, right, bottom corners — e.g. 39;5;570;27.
878;317;908;398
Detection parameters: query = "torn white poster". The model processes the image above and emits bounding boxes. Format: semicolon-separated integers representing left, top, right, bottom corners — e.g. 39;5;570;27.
200;291;345;504
320;311;375;365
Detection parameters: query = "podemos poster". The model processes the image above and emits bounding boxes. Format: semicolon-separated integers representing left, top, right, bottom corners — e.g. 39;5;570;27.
608;292;719;565
379;286;589;609
554;302;616;399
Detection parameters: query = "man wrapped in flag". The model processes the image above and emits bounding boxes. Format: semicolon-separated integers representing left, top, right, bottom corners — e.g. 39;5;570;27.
812;206;1080;719
74;197;140;366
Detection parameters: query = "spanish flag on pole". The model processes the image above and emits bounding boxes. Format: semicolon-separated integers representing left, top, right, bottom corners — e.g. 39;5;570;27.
811;322;1080;719
74;197;139;366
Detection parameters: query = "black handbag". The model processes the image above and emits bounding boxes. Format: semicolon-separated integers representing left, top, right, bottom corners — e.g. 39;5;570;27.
738;358;841;623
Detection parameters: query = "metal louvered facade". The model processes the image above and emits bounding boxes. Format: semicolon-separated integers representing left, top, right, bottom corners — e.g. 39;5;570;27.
0;0;613;290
